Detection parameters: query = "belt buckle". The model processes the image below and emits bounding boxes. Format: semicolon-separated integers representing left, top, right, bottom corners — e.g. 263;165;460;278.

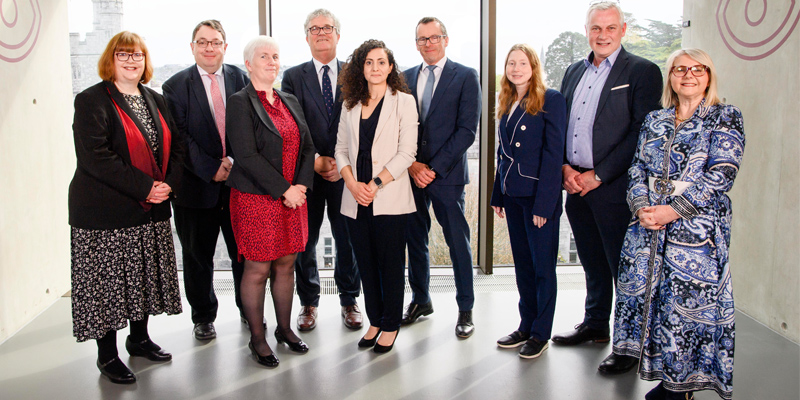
653;178;675;195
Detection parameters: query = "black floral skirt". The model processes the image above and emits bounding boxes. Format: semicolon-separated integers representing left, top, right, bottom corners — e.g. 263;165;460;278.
70;220;182;342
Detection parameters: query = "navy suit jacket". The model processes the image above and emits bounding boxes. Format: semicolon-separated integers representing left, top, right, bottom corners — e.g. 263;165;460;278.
281;59;344;158
162;64;250;208
560;46;662;203
403;59;481;186
491;89;567;219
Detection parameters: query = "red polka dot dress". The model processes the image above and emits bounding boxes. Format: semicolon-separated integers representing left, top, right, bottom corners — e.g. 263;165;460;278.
229;91;308;262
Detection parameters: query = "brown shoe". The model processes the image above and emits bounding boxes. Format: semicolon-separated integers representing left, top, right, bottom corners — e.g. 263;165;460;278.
297;306;318;331
342;305;363;330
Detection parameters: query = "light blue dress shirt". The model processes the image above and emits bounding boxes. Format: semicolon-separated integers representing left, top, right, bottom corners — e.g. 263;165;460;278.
565;46;622;169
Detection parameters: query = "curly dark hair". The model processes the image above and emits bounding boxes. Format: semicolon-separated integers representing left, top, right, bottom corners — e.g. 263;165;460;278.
339;39;409;110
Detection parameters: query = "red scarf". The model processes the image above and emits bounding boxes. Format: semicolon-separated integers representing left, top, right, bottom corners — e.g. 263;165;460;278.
109;90;172;210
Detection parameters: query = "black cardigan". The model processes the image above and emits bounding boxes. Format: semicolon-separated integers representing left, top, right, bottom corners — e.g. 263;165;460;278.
68;81;184;230
226;84;314;199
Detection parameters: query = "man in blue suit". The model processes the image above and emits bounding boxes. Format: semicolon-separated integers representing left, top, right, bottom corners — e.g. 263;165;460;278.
162;20;250;341
282;9;361;332
402;17;481;338
551;1;662;374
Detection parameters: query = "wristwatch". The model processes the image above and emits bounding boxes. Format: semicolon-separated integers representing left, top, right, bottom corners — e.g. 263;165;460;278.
373;177;384;189
594;173;602;182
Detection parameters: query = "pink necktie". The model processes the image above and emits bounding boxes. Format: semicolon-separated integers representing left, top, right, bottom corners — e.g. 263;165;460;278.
207;74;226;157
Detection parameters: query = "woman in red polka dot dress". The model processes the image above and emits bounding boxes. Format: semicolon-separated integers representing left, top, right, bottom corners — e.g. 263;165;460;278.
226;36;315;367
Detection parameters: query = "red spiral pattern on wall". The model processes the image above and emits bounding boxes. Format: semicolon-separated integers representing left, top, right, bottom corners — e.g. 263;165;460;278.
0;0;42;63
716;0;800;60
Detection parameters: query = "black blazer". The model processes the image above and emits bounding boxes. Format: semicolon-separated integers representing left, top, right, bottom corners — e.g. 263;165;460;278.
162;64;250;208
560;46;662;202
281;59;343;158
403;59;481;186
226;83;315;200
69;81;185;230
491;89;567;219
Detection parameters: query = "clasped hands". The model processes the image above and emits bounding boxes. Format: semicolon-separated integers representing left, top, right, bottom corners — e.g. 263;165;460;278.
346;179;378;207
146;181;171;204
283;185;308;209
212;157;233;182
637;205;679;230
562;166;601;196
408;161;435;188
315;156;341;182
491;206;548;228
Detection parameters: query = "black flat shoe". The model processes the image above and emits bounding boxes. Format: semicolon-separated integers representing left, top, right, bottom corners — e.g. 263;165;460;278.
248;342;279;368
401;301;433;325
274;328;309;354
125;336;172;362
97;357;136;384
497;330;530;348
598;353;638;374
455;310;475;338
551;323;609;346
373;330;398;354
358;328;382;348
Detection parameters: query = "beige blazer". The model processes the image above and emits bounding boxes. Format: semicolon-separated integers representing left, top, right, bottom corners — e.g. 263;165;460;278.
335;87;418;219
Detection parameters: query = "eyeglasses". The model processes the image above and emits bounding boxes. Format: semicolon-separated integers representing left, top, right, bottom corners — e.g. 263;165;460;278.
307;25;336;35
671;65;708;77
115;52;145;62
416;35;447;46
192;39;225;48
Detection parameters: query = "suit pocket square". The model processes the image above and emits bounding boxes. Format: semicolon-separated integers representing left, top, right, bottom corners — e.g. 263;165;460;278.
611;84;630;91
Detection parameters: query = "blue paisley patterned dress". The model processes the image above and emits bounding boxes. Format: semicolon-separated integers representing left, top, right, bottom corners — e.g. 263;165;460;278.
612;101;744;399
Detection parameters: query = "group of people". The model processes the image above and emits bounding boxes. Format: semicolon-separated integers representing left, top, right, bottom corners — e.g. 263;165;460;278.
68;2;744;399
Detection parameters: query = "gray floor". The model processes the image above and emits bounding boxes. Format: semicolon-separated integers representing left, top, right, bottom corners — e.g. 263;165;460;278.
0;274;797;400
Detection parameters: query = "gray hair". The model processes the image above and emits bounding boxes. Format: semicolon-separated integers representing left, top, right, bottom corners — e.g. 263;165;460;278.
585;1;625;27
416;16;448;37
243;36;280;64
304;9;341;34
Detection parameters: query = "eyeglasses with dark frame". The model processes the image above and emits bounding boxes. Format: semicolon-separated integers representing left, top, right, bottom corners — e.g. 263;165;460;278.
192;39;225;48
416;35;447;46
671;65;709;77
115;52;145;62
307;25;337;35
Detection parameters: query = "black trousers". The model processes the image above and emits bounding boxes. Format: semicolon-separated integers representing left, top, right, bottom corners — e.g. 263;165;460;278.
173;187;243;324
294;175;360;307
346;207;408;331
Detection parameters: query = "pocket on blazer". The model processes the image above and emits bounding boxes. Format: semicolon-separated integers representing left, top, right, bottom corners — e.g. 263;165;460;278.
517;163;540;180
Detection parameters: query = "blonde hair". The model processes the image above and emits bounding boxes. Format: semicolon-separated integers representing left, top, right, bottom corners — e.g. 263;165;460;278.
662;48;721;108
98;31;153;84
496;44;547;119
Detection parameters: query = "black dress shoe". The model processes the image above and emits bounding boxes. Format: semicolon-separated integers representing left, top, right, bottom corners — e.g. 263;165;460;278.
248;342;279;368
519;338;549;359
97;357;136;384
401;301;433;325
598;353;638;374
193;322;216;340
551;323;609;345
455;310;474;338
497;330;530;348
125;336;172;362
358;328;382;348
374;330;398;354
274;328;309;354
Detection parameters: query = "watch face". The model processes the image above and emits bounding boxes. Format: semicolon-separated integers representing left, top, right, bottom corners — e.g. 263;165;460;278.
374;177;383;187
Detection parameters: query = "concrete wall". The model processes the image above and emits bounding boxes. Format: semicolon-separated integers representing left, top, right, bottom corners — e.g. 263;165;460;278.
682;2;799;342
0;0;74;342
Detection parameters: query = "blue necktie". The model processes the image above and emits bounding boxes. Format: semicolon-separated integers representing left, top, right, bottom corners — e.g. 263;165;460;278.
420;65;436;123
322;65;334;118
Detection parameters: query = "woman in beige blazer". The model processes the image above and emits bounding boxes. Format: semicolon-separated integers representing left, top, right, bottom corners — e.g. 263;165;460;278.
335;39;417;354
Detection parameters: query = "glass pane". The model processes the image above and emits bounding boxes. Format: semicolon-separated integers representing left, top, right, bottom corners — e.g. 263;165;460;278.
272;1;481;268
492;0;683;266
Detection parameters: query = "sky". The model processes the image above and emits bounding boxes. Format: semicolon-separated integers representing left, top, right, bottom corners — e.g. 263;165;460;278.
68;0;683;70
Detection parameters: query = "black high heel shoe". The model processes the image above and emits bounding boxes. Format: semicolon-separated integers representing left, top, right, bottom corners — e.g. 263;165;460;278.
274;328;309;354
125;336;172;362
358;328;382;348
248;341;279;368
373;329;399;354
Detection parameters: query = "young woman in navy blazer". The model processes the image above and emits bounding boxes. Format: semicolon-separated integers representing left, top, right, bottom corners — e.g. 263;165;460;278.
490;44;566;359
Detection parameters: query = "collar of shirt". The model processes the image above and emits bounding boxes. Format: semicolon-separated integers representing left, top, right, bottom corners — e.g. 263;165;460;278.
583;45;622;70
416;57;448;105
312;57;338;101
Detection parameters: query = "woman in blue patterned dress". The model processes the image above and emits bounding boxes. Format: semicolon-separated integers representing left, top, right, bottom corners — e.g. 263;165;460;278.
611;48;744;400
